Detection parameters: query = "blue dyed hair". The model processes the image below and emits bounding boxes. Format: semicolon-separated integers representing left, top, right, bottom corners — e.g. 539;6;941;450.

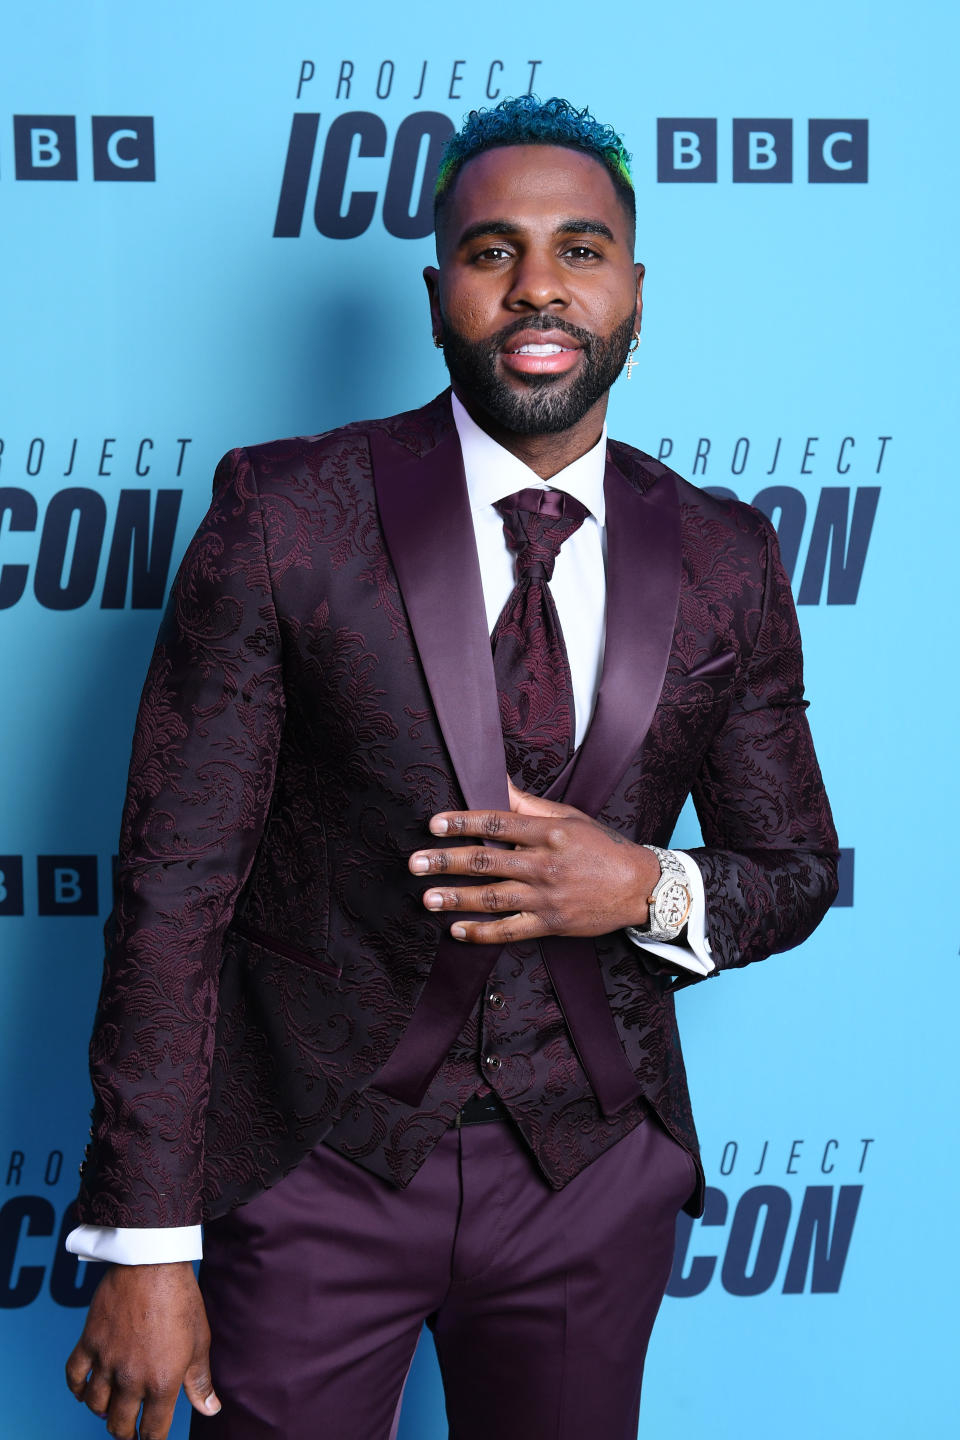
434;95;635;231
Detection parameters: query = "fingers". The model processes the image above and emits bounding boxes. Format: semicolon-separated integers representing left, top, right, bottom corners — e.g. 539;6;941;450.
408;812;575;875
410;844;529;879
428;808;560;843
422;882;530;916
65;1342;94;1401
105;1385;149;1439
410;809;573;933
68;1359;217;1439
78;1370;112;1421
65;1345;113;1422
408;801;633;942
66;1351;180;1440
450;912;545;945
137;1387;182;1440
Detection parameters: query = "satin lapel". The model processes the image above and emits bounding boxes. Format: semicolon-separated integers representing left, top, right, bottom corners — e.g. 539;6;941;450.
370;424;507;1108
557;452;682;814
370;426;509;816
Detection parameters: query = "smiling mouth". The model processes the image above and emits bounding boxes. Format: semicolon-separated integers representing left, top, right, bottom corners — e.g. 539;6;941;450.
500;333;584;376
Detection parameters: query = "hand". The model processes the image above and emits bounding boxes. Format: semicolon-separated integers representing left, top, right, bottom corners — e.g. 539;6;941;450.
65;1261;220;1439
408;780;661;944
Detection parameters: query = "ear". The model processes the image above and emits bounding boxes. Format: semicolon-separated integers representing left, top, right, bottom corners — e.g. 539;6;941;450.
634;261;645;333
423;266;442;345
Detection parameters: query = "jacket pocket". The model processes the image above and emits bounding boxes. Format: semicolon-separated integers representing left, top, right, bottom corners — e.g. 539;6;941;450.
684;648;737;682
228;919;342;980
659;649;738;706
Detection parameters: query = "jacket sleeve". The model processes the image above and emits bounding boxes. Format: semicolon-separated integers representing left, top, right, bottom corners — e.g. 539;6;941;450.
75;448;285;1226
682;511;839;979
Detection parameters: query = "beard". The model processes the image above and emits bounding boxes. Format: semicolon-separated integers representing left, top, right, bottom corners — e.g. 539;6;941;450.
437;309;637;436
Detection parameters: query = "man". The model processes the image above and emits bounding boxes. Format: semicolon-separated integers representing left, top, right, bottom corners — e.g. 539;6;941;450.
65;96;838;1440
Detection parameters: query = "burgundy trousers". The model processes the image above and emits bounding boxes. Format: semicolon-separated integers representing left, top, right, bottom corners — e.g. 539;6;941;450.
194;1116;693;1440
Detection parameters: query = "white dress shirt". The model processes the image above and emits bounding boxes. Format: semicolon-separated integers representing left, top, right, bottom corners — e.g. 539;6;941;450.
67;397;714;1266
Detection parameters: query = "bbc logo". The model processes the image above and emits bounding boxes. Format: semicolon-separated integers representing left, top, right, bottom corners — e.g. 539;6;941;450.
0;856;100;916
657;119;868;183
8;116;155;181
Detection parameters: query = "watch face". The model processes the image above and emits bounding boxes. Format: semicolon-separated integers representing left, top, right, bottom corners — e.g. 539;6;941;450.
654;879;691;931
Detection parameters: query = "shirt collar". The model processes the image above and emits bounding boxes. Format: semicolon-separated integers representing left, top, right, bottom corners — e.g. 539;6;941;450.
451;391;607;527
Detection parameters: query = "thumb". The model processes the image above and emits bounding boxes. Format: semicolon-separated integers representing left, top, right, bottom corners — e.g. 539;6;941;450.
184;1358;221;1418
507;778;573;818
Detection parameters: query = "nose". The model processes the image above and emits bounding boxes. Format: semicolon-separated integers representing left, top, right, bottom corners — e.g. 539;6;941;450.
505;247;571;312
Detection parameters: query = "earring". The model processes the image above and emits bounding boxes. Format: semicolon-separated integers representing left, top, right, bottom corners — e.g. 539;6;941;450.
625;333;641;381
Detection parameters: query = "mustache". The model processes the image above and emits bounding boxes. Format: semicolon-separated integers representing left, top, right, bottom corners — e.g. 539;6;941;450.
487;314;599;350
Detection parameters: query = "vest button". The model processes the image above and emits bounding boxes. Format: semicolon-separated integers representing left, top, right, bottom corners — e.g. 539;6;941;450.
484;1053;502;1071
488;991;506;1010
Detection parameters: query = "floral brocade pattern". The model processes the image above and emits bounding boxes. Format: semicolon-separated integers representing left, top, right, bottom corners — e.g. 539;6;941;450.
75;392;837;1228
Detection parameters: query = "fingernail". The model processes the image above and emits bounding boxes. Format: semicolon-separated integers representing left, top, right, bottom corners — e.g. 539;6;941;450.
424;891;444;910
451;924;466;940
205;1396;222;1414
430;817;449;835
410;855;429;873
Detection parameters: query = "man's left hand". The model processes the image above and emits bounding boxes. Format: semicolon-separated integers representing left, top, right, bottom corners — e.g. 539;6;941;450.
408;781;661;944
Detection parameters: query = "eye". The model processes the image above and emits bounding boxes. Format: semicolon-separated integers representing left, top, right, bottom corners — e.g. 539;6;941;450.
562;244;602;262
472;245;513;263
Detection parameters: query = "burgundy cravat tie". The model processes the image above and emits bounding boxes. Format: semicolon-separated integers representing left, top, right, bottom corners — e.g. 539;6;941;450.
492;487;589;794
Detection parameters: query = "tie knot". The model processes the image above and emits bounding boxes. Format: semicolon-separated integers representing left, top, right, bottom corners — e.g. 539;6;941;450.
494;487;590;582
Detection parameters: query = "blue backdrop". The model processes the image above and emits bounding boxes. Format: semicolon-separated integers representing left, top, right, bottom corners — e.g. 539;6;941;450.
2;2;956;1434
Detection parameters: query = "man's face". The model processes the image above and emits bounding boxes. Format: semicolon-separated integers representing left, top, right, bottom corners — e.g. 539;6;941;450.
425;144;643;437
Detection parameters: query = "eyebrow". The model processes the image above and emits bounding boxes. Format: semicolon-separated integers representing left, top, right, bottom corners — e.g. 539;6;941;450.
456;217;617;248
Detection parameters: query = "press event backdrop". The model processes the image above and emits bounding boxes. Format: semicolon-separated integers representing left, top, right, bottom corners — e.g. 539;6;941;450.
1;2;956;1435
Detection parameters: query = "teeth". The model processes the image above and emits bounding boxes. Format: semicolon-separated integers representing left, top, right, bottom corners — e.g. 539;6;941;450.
514;343;566;355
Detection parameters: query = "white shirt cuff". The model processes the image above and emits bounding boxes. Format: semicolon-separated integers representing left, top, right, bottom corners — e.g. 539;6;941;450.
65;1224;203;1265
625;849;715;976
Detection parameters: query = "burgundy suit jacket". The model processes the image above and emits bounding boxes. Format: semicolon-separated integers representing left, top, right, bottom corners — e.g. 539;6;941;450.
75;392;837;1227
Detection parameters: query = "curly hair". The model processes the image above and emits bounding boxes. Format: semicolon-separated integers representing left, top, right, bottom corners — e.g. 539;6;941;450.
434;95;635;228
